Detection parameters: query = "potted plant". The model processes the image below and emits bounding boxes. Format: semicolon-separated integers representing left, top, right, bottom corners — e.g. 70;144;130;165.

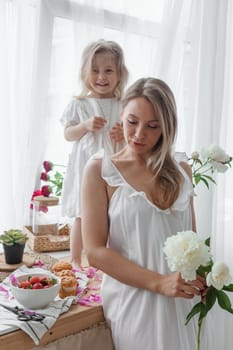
0;229;29;264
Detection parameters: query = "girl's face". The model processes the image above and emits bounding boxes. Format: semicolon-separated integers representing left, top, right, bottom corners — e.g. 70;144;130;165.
89;52;119;98
121;97;162;157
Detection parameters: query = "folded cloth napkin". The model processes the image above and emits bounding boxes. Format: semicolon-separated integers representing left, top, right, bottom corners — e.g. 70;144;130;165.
0;266;77;345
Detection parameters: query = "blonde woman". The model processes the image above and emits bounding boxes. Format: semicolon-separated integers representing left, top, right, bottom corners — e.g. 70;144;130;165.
82;78;208;350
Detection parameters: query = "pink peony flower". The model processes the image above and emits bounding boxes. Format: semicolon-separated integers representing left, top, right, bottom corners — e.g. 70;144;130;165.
41;185;52;197
43;161;53;172
30;189;43;210
40;172;50;181
31;189;42;200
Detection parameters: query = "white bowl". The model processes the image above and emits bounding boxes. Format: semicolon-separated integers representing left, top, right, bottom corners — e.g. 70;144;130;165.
10;272;60;309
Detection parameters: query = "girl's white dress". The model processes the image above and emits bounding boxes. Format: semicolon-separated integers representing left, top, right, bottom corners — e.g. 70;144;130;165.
100;152;212;350
60;97;121;218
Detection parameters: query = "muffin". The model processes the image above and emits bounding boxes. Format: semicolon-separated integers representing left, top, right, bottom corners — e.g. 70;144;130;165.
52;261;73;274
56;269;76;278
59;275;78;298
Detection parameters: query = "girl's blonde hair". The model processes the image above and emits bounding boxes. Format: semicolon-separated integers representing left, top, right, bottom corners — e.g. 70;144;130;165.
79;39;128;99
121;77;183;207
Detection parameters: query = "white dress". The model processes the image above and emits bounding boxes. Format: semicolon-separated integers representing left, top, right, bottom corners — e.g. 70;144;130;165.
100;152;212;350
60;97;122;218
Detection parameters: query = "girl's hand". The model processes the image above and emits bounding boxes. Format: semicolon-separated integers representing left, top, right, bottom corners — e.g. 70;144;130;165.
85;116;106;132
157;272;206;299
109;122;124;143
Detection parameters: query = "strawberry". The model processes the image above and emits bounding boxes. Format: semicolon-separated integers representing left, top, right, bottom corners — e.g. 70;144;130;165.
20;280;32;289
32;282;43;289
29;276;41;285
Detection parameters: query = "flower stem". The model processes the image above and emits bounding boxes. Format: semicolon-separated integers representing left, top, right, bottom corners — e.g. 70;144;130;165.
193;163;212;175
53;164;66;168
197;319;203;350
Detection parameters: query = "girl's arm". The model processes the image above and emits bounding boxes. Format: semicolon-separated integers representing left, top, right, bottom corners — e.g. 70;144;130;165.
81;159;204;298
64;116;107;142
109;122;125;143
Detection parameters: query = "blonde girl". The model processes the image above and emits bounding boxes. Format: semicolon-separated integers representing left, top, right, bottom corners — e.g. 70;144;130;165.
60;39;128;268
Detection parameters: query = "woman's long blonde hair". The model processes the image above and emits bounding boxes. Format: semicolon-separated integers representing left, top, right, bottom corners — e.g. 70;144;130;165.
121;77;183;207
79;39;128;99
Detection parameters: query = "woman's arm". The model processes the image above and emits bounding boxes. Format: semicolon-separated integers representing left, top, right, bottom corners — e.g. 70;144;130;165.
81;159;203;298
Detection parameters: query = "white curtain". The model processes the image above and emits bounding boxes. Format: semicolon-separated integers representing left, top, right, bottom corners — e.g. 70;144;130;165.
211;1;233;346
1;0;232;254
1;0;233;259
1;0;41;228
0;0;59;229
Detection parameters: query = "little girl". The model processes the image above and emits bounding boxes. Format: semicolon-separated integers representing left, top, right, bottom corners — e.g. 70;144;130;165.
60;39;128;268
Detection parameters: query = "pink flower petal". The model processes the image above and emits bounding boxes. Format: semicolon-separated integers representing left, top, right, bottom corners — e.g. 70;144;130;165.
32;259;46;268
9;273;19;286
0;284;10;298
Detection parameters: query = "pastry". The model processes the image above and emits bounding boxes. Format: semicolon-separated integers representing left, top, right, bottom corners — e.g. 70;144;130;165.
59;275;78;298
56;269;76;278
52;261;73;273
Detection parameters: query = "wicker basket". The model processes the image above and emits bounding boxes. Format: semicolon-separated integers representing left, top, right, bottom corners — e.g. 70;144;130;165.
23;225;70;252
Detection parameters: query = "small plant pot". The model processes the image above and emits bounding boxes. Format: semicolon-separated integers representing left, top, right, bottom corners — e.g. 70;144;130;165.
3;243;25;264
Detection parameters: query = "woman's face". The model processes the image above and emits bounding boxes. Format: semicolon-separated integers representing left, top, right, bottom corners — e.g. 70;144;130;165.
121;97;162;157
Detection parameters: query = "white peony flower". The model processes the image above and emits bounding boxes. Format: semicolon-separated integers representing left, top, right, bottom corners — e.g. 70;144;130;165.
191;151;200;160
206;262;232;290
201;144;230;163
163;231;211;281
210;160;228;173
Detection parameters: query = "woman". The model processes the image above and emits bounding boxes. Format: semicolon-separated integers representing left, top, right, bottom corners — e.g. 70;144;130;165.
81;77;207;350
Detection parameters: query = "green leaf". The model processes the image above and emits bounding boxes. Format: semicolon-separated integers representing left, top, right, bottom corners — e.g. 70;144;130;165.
205;237;211;247
197;261;213;277
200;177;209;189
201;174;216;184
54;171;63;180
199;302;208;321
205;287;217;312
185;302;203;325
202;174;216;185
196;266;206;277
222;284;233;292
216;290;233;314
194;173;201;185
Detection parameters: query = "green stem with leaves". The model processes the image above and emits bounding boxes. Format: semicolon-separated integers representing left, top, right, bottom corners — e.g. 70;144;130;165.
192;164;212;176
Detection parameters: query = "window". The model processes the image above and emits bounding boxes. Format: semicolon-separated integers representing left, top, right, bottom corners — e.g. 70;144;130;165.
38;0;190;164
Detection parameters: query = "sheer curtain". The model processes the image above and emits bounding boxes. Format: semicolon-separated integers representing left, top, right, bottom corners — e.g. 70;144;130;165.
1;0;232;250
211;1;233;346
0;0;43;228
1;0;233;258
0;0;59;229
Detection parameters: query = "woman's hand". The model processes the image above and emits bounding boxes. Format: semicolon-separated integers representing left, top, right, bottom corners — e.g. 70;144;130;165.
109;122;124;143
84;116;107;132
157;272;206;299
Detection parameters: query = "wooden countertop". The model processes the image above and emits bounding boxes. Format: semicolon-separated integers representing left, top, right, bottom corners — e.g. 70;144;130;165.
0;252;105;350
0;303;105;350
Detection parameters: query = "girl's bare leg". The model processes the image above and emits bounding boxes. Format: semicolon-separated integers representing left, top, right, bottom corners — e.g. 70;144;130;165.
70;217;83;268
